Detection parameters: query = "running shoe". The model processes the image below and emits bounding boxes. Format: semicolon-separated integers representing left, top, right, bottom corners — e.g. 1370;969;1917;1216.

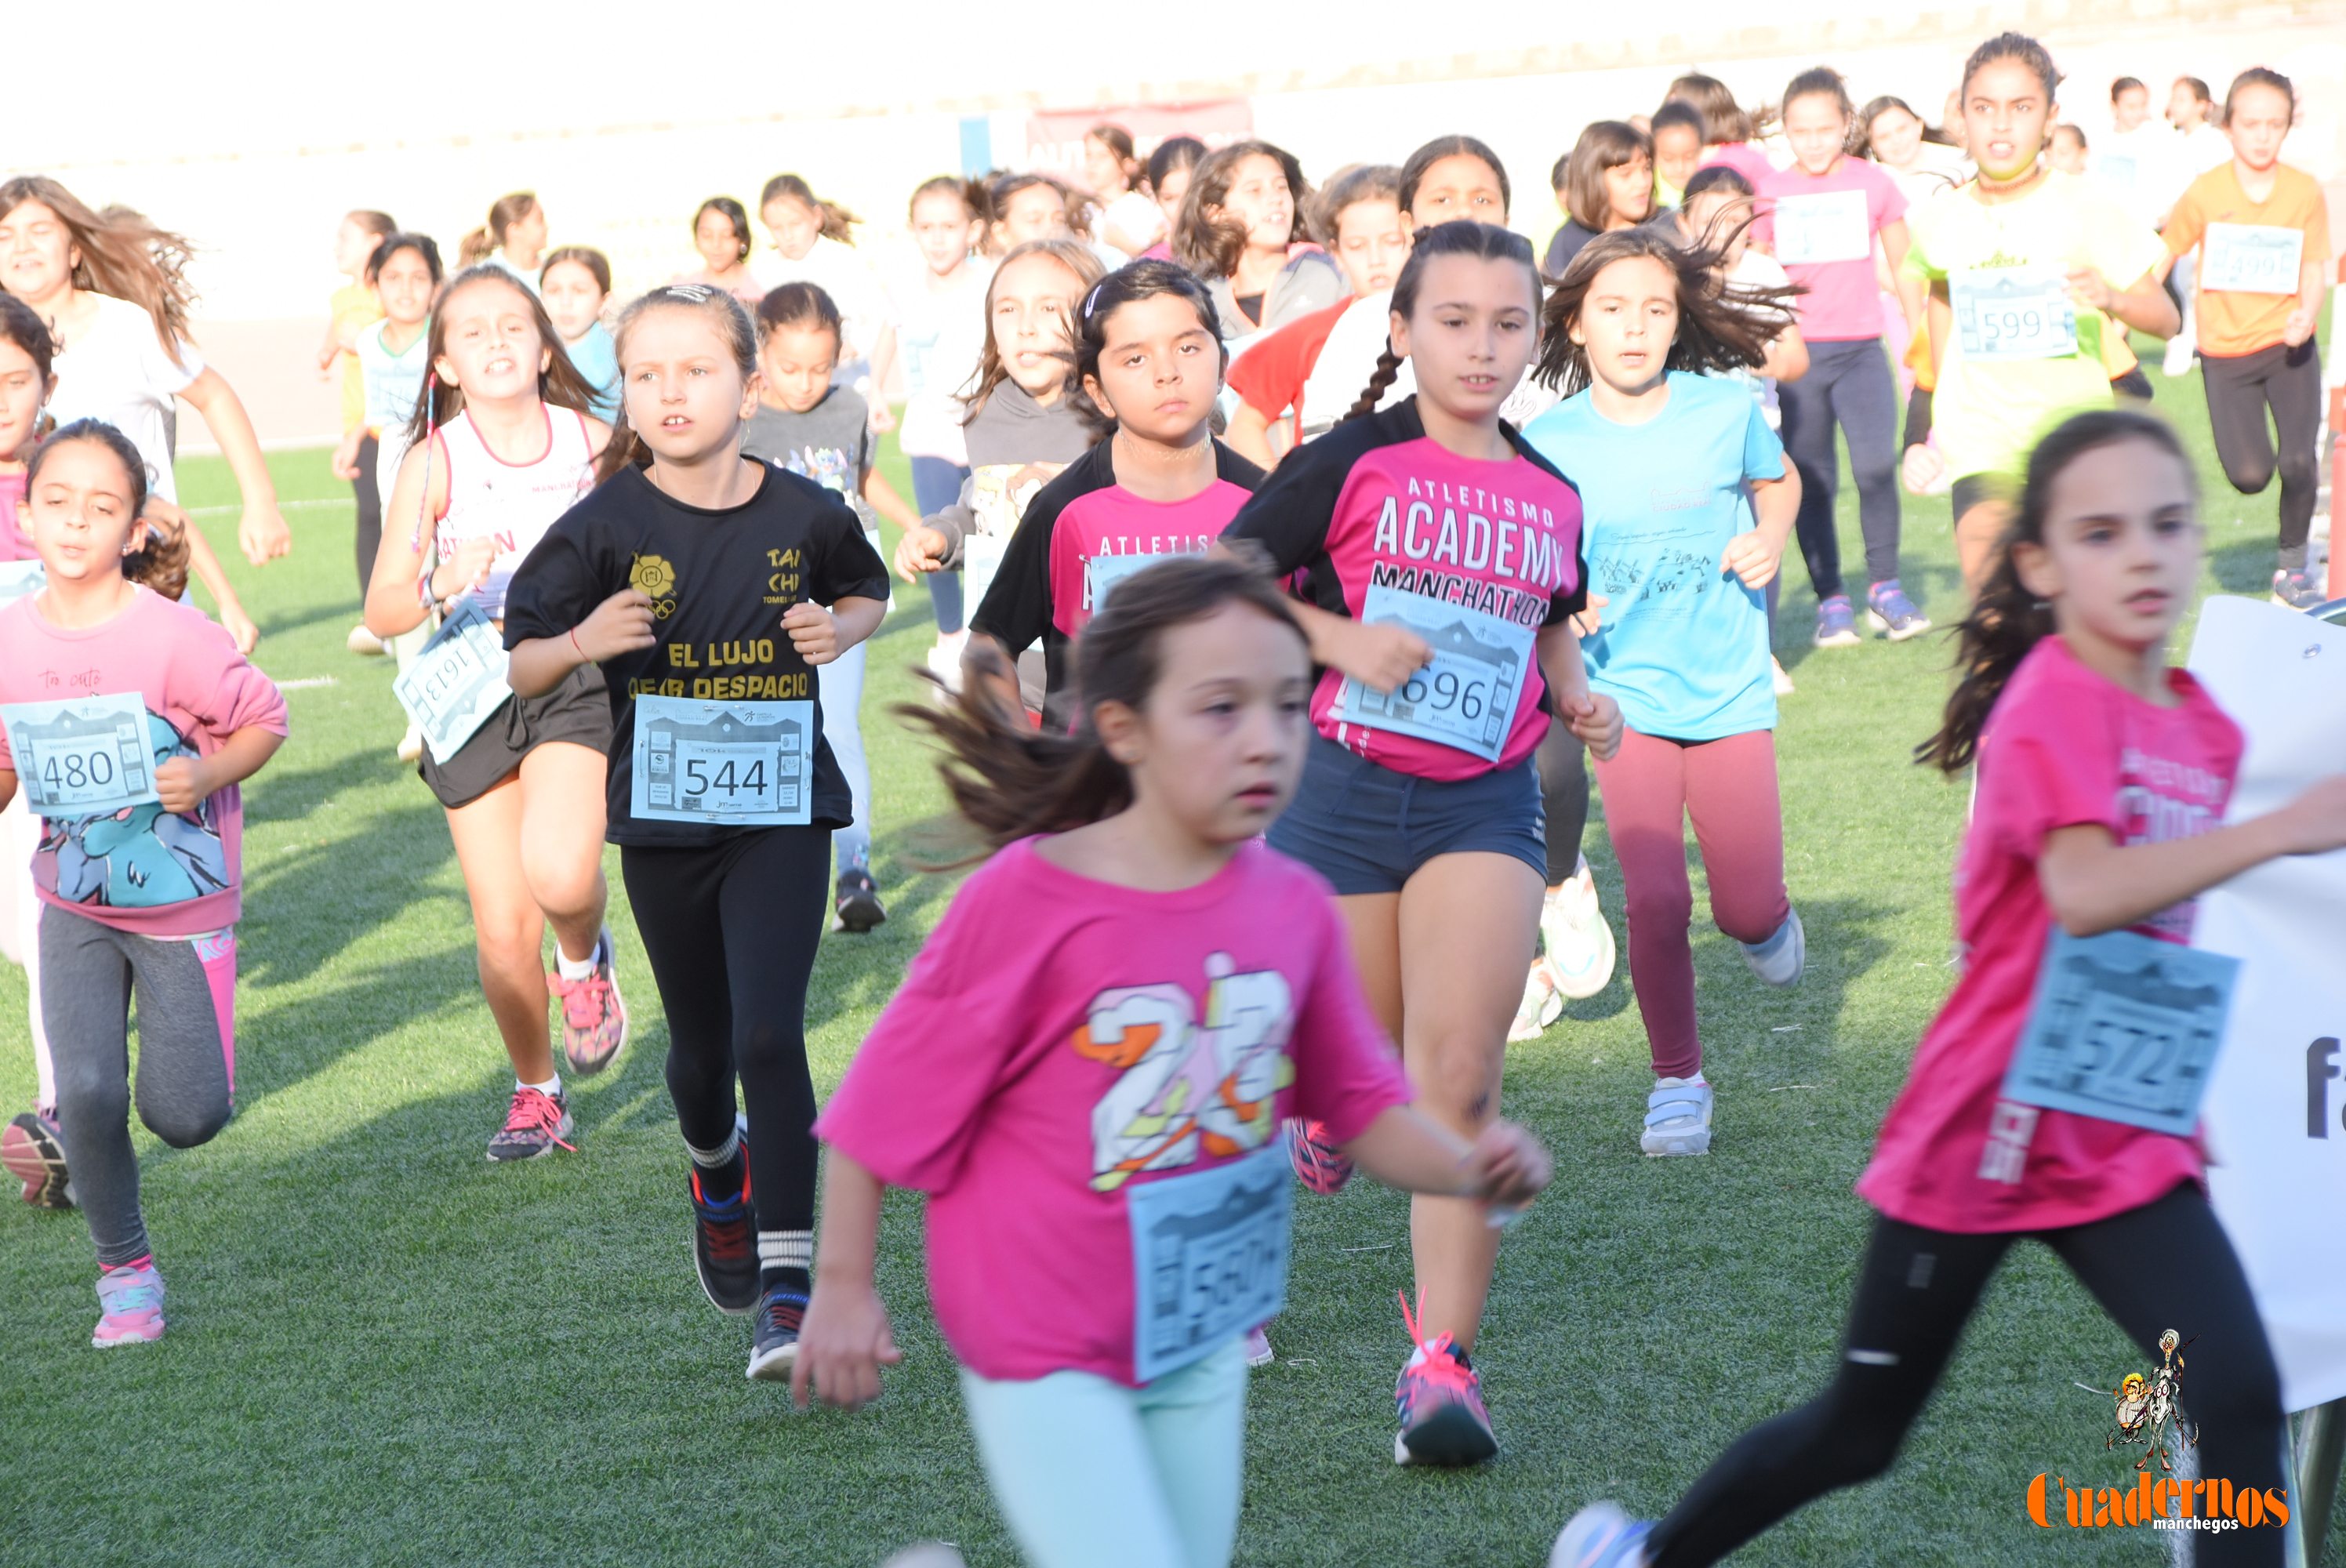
747;1281;806;1381
2273;569;2326;612
1642;1076;1714;1157
92;1258;165;1348
690;1159;758;1317
1542;858;1617;1001
880;1546;970;1568
1813;595;1860;648
550;927;627;1076
1245;1325;1275;1368
1771;656;1796;696
1392;1291;1498;1467
1284;1117;1355;1195
1865;580;1932;641
3;1109;73;1208
1550;1502;1654;1568
1739;908;1805;988
833;866;887;934
347;624;386;656
1509;962;1566;1042
485;1085;575;1162
2162;336;2195;379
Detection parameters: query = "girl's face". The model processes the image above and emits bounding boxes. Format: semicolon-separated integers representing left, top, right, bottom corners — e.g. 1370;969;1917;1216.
2048;127;2089;176
763;195;822;262
1333;198;1410;296
2167;82;2206;129
911;191;979;274
993;184;1070;252
1153;164;1193;230
1682;191;1752;266
1102;603;1310;846
2226;85;2293;172
1389;254;1539;423
1567;253;1680;395
2112;85;2151;132
333;218;379;276
1868;105;1926;167
1083;136;1131;199
1214;154;1295;252
757;321;839;415
694;208;745;273
1781;93;1850;176
1963;59;2055;182
539;260;606;343
507;201;549;258
990;254;1083;397
1407;154;1506;227
0;339;55;465
375;248;437;329
27;438;141;584
1083;292;1222;447
434;278;551;402
2017;439;2199;652
623;307;758;466
0;200;74;306
1601;154;1656;224
1652;124;1703;194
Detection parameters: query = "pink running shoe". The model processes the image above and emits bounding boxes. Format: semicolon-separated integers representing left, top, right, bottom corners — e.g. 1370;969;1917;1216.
485;1086;576;1162
1284;1117;1354;1196
93;1258;165;1348
1392;1290;1497;1466
549;927;627;1076
4;1109;73;1208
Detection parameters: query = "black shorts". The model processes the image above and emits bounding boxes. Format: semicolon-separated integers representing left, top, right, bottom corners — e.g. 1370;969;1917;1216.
1268;733;1545;895
418;663;612;810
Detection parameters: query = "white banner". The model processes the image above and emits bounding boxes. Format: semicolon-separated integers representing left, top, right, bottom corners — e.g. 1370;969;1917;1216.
2185;595;2346;1411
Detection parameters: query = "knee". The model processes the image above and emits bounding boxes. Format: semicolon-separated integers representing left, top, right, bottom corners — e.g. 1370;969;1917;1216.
472;917;543;981
1622;872;1694;936
2221;453;2276;495
142;1091;230;1150
1408;1028;1504;1123
2276;447;2317;492
523;852;603;923
56;1070;129;1133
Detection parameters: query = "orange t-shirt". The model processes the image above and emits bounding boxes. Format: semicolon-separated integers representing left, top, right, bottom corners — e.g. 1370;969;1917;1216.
2163;162;2330;358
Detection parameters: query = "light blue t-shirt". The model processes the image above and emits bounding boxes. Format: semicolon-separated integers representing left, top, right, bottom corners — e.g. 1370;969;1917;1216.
1522;371;1785;740
356;318;428;434
562;322;621;423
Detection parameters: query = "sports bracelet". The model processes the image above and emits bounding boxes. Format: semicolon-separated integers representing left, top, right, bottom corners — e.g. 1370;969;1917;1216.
570;628;586;661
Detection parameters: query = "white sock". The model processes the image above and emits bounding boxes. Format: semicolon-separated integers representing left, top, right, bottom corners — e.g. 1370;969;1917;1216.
521;1073;563;1098
554;932;601;982
686;1128;740;1169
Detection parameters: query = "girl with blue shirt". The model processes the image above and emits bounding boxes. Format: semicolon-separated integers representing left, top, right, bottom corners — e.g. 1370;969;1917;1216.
1524;228;1805;1160
540;248;621;422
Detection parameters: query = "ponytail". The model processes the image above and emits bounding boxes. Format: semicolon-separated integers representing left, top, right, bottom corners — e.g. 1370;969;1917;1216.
126;506;191;601
1343;346;1404;424
1342;220;1541;423
458;227;494;267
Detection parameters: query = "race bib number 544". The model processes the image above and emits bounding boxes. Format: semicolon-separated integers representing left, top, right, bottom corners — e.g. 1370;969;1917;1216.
630;694;812;826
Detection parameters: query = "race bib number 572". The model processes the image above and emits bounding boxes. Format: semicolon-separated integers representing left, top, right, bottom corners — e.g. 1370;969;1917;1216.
2002;927;2238;1135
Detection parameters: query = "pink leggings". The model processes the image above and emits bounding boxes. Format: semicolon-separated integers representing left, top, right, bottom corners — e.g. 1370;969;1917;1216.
1592;728;1789;1080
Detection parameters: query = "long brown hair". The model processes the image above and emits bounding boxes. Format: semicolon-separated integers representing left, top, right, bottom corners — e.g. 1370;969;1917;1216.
1342;220;1539;423
0;177;198;366
1173;140;1313;280
958;238;1105;423
759;174;859;244
26;419;188;597
0;293;60;449
401;266;603;453
1916;409;2194;775
1533;227;1799;396
1560;122;1654;231
593;283;757;485
459;191;538;268
896;554;1306;858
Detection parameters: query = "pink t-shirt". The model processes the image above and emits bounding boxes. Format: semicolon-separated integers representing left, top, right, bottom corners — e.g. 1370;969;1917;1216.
1701;142;1778;190
1755;158;1908;342
816;837;1414;1385
0;473;29;561
1857;638;2239;1233
0;586;288;937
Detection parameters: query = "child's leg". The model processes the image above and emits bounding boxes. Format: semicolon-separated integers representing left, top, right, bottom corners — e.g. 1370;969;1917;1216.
352;430;383;603
122;931;234;1152
443;779;555;1086
2;796;55;1112
1536;718;1590;891
38;911;145;1266
1952;489;2012;598
818;640;873;875
2268;342;2323;575
1643;1217;2011;1568
1832;340;1903;593
1683;731;1791;953
618;842;740;1163
1134;1340;1250;1568
516;740;609;971
2202;350;2282;503
1778;350;1847;604
1592;729;1699;1079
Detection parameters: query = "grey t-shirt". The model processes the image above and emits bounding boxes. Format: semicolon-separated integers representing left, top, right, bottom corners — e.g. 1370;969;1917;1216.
741;387;877;528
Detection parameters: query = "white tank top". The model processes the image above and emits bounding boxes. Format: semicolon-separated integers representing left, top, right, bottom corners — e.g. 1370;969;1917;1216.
432;405;595;618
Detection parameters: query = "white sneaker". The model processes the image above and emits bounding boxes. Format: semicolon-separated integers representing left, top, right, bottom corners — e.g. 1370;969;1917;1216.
1508;962;1565;1043
1551;1501;1654;1567
1542;857;1618;1001
924;641;964;698
1771;655;1796;696
2162;336;2195;378
347;623;386;656
1739;907;1804;988
1641;1076;1713;1157
879;1546;970;1568
397;724;425;764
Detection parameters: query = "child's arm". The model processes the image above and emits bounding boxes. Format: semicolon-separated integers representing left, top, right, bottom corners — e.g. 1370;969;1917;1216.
2039;776;2346;936
154;726;285;815
792;1149;903;1412
1879;219;1913;329
315;318;343;376
2068;263;2180;339
1282;597;1432;694
179;368;290;565
1224;402;1284;470
1342;1107;1552;1209
169;510;260;655
1722;467;1800;590
1538;622;1622;760
507;589;656;699
783;595;886;667
2282;252;2325;348
1763;321;1809;384
859;467;922;534
363;441;470;640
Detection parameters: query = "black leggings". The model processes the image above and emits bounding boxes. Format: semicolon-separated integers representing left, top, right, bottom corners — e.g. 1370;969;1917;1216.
2201;342;2322;568
621;826;830;1238
350;431;381;601
1537;719;1591;887
1647;1183;2286;1568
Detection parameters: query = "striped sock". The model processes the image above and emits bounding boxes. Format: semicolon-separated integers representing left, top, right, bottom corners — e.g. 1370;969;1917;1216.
758;1231;812;1300
686;1128;744;1200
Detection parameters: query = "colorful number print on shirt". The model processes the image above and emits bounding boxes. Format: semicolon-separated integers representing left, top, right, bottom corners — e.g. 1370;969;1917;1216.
37;708;227;913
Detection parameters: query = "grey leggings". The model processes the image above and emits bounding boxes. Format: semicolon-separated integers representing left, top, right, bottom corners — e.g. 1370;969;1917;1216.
1780;336;1902;601
2200;341;2322;568
43;907;234;1267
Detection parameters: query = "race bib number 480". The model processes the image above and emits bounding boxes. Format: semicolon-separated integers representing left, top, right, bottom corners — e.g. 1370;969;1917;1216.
1;691;158;817
630;694;812;826
2199;223;2304;296
1337;585;1533;762
2002;927;2239;1135
1952;267;2079;360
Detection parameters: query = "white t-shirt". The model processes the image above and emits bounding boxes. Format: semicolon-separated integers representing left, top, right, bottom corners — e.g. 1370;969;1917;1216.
1099;190;1165;254
1715;247;1793;430
481;252;541;295
892;256;994;464
1876;144;1970;211
753;235;897;368
46;293;205;503
2097;122;2181;226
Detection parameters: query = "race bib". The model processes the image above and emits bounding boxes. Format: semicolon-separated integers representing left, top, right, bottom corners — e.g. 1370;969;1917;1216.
630;694;812;826
1337;585;1534;762
1127;1143;1291;1383
1;691;158;817
0;560;44;605
1952;267;2079;360
2199;223;2305;296
964;530;1008;620
2001;928;2239;1135
393;600;513;766
1086;552;1182;616
1771;189;1872;265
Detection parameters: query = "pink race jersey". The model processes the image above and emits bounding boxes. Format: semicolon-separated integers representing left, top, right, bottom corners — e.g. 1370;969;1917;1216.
1222;397;1586;782
0;473;29;561
816;837;1414;1386
0;587;287;937
1755;158;1907;342
1857;638;2240;1233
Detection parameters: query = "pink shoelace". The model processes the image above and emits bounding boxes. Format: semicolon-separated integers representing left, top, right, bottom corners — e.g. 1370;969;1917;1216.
501;1087;576;1151
1397;1290;1479;1397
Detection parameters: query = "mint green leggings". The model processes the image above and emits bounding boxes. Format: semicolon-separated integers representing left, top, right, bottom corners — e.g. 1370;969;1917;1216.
958;1338;1247;1568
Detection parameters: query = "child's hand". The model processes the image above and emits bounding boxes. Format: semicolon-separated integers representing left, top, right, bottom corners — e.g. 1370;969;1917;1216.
238;502;292;566
2065;265;2116;313
153;755;215;816
2273;774;2346;856
430;536;499;603
1560;688;1625;761
220;600;260;655
791;1279;902;1413
894;526;946;583
1570;592;1608;638
2282;303;2317;349
1901;443;1946;496
1461;1120;1552;1209
869;402;897;435
574;588;658;661
783;601;841;665
331;430;364;481
1335;619;1432;694
1722;529;1783;590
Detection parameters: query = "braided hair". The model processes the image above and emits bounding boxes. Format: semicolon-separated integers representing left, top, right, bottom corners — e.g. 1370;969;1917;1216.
1340;220;1538;423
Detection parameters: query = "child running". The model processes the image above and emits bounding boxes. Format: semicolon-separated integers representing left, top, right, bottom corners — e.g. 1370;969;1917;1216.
1525;230;1804;1157
322;207;396;654
539;246;621;421
1551;407;2318;1568
794;556;1552;1568
676;196;764;306
893;176;993;676
1222;220;1621;1465
971;261;1263;732
1543;121;1655;278
361;263;624;1160
460;191;548;289
1173;141;1345;338
740;281;925;931
502;283;888;1380
0;419;287;1343
2154;67;2331;608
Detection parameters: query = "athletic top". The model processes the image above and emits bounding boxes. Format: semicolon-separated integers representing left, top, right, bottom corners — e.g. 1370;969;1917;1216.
430;405;596;620
741;384;881;531
2163;162;2330;359
971;438;1263;731
562;324;622;423
0;473;29;562
1701;142;1779;188
816;837;1413;1386
355;318;428;437
501;463;888;848
1858;637;2239;1232
1754;156;1908;342
919;381;1098;568
45;293;206;504
0;586;287;938
1207;249;1346;337
893;256;994;465
1222;396;1586;781
331;281;382;434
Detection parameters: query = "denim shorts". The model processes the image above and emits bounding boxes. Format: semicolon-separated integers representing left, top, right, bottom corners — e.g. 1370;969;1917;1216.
1269;734;1546;896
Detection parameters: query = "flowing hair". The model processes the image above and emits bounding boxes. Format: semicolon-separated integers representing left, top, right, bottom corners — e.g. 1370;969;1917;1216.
1341;220;1542;423
958;238;1106;423
0;176;198;365
401;266;605;456
25;419;187;597
895;554;1306;858
1916;408;2193;774
594;283;758;485
760;174;859;244
1533;226;1799;396
1172;140;1313;279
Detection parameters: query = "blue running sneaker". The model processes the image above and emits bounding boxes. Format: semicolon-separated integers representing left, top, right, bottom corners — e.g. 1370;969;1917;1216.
1813;595;1860;648
690;1160;757;1316
1866;579;1931;641
1550;1502;1654;1567
748;1280;806;1381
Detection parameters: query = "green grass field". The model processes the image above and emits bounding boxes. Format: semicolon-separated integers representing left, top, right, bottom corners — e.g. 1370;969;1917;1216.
1;359;2340;1568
